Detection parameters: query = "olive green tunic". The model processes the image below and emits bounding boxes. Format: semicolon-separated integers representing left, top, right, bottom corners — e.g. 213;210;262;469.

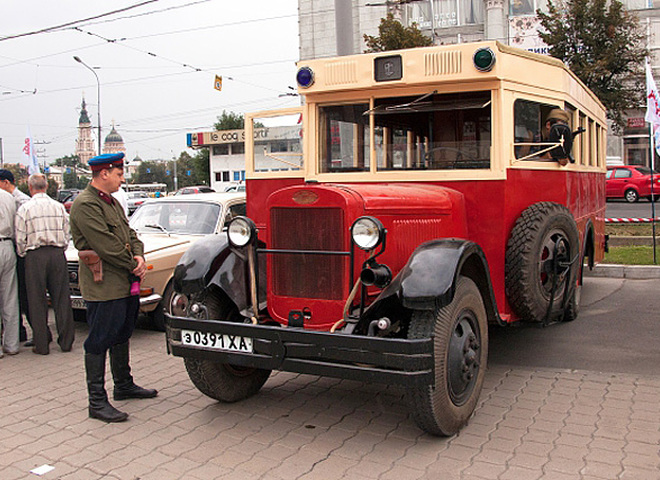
69;185;144;302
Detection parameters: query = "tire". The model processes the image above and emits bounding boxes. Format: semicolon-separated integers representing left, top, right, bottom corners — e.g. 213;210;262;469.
406;276;488;436
624;189;639;203
183;292;270;403
150;283;174;332
73;309;87;322
505;202;580;324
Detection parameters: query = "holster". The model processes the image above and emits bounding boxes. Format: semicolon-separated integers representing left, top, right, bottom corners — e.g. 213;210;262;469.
79;250;103;283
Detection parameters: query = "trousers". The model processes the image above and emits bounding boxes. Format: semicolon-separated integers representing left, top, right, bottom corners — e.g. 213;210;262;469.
24;246;75;353
84;295;139;355
0;241;19;354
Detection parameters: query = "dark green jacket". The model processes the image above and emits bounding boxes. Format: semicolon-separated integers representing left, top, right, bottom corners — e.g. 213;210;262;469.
70;185;144;302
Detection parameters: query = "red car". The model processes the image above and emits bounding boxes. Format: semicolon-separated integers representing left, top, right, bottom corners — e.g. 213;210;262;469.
606;165;660;203
63;191;81;213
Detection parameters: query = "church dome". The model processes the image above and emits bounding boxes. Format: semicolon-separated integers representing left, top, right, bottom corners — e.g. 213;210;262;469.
105;126;123;143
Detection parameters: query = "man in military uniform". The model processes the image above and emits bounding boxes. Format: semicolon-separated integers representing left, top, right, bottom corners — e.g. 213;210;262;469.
70;153;157;423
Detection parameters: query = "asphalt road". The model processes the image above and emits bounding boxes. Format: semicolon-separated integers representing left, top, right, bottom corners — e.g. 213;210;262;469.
489;276;660;377
606;199;660;218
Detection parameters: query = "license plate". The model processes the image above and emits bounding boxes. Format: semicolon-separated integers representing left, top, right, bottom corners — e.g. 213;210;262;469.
181;330;253;353
71;298;87;309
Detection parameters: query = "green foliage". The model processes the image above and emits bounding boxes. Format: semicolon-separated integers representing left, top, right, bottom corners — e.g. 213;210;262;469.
5;164;26;186
131;150;210;191
191;148;210;186
604;245;660;265
47;178;58;198
55;154;81;168
537;0;648;130
62;171;78;189
363;13;433;53
214;111;244;130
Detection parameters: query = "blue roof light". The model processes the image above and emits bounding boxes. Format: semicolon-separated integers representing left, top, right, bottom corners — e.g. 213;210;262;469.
296;67;314;88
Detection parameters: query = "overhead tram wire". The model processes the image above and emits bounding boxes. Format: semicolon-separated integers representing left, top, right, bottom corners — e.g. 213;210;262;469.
0;0;162;42
71;27;295;96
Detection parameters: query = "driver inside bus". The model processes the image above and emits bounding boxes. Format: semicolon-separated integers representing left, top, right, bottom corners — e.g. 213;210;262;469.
541;109;571;166
518;108;571;166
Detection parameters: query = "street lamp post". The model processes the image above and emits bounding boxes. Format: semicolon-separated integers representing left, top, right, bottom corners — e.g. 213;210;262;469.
73;56;101;156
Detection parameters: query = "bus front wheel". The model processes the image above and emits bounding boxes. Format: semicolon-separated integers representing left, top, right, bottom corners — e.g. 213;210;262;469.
406;276;488;436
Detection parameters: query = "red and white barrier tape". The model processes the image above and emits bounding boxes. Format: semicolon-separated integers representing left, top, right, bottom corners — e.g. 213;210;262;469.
606;217;660;223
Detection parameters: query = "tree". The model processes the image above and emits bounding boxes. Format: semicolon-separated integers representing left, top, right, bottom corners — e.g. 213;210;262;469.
134;161;169;185
47;178;58;198
191;148;210;186
363;13;433;53
214;110;244;131
537;0;648;130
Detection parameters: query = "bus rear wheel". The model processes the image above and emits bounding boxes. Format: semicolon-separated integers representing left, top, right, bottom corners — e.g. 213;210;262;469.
406;276;488;436
505;202;580;323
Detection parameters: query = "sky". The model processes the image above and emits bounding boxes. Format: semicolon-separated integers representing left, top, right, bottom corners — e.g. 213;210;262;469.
0;0;300;167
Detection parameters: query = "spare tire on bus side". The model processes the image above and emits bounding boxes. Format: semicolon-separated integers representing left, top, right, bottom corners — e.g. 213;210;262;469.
505;202;580;323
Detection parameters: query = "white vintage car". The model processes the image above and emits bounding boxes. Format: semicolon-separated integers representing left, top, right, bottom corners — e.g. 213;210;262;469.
67;192;246;330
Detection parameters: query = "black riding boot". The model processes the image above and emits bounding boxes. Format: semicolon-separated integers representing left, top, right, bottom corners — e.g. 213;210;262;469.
110;341;158;401
85;352;128;422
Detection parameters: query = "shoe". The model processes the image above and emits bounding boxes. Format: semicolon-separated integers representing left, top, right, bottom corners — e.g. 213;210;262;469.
32;347;49;355
110;342;158;401
5;350;19;356
0;351;4;359
24;339;34;347
86;353;128;423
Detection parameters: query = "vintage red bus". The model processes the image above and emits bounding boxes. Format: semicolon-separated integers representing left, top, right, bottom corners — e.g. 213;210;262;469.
165;41;607;436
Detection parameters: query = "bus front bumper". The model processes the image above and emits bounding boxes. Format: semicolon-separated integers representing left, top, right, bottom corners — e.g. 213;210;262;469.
165;314;434;387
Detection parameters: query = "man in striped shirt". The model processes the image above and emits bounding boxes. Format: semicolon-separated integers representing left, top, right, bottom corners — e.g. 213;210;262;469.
15;174;74;355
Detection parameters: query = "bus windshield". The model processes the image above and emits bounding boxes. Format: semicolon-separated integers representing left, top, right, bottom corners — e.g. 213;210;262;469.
319;91;491;173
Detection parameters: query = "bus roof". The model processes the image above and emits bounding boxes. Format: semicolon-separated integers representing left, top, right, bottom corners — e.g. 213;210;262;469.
295;41;605;118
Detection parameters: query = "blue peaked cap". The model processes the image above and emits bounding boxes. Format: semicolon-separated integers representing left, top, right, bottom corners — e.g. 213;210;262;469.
89;152;125;171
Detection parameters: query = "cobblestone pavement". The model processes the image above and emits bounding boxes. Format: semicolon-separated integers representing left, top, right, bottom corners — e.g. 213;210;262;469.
1;320;659;480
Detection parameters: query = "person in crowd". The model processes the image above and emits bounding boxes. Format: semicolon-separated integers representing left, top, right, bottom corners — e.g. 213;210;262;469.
0;188;20;358
14;173;74;355
112;185;129;217
69;152;157;423
0;169;32;344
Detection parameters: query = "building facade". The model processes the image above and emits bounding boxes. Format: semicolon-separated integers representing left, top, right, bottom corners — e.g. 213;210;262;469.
187;126;301;192
75;97;96;167
103;121;126;156
298;0;660;169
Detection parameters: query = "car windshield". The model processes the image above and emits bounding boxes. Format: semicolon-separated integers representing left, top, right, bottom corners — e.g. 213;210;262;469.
130;201;222;235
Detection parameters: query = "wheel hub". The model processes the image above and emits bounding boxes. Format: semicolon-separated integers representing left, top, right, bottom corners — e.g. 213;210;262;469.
448;315;480;406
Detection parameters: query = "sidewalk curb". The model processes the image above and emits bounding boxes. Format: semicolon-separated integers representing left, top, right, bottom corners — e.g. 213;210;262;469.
585;263;660;279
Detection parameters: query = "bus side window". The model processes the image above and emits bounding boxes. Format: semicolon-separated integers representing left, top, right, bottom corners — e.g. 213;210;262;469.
514;99;560;160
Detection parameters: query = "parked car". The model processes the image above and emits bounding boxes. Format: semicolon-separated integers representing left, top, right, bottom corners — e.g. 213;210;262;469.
606;165;660;203
223;183;245;193
57;189;80;203
174;185;215;195
66;192;246;330
63;191;81;213
127;191;149;215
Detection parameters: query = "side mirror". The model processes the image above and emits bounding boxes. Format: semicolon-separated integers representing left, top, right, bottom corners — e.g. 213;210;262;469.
549;123;573;162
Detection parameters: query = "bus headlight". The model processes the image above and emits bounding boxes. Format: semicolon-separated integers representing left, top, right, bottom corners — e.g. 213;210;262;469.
351;217;385;251
227;217;257;248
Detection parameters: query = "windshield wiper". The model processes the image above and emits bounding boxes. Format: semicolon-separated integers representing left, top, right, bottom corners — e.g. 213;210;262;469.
144;224;170;236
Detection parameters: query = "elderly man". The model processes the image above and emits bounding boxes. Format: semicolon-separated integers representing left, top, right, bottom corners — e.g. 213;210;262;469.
15;173;74;355
70;153;157;423
0;188;20;357
0;169;32;343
